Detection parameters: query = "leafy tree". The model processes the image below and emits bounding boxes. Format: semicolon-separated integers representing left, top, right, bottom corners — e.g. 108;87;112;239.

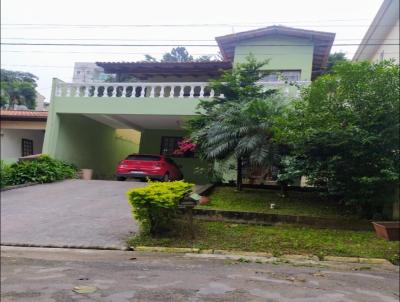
143;47;221;63
326;52;348;73
195;55;214;62
276;60;399;218
188;56;282;190
162;47;194;62
144;54;157;62
0;69;38;109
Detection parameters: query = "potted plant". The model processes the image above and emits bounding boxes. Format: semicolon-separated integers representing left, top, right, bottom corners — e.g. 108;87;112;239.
372;221;400;241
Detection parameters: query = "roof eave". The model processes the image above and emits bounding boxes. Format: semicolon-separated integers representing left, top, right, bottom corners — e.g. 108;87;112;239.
353;0;395;61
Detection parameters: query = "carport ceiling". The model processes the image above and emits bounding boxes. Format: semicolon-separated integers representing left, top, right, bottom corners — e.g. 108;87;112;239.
84;114;190;130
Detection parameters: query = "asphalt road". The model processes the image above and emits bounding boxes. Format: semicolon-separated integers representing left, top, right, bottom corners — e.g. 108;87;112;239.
1;246;399;302
1;180;146;249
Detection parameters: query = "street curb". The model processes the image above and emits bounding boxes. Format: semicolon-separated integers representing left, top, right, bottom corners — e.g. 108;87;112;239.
135;246;200;253
130;246;394;266
1;242;130;251
1;182;40;192
1;245;395;267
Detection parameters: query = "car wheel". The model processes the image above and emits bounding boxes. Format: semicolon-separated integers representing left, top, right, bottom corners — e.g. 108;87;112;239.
163;173;170;182
117;176;126;181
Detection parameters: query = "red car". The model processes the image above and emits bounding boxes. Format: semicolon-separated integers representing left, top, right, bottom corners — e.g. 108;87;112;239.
116;154;183;181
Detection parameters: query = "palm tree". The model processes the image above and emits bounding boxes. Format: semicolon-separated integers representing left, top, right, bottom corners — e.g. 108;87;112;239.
200;97;283;190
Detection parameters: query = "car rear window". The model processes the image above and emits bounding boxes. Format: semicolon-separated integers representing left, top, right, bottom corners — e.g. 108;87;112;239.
126;155;161;161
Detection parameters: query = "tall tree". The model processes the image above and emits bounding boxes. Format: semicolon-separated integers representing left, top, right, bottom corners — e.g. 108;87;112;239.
143;47;221;63
188;56;281;190
276;60;399;218
144;54;158;62
326;52;348;73
162;47;193;62
0;69;38;109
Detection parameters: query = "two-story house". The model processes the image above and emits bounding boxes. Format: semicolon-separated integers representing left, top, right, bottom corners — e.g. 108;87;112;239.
42;25;335;183
353;0;399;63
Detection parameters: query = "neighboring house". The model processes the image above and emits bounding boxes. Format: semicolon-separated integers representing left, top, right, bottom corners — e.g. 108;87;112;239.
35;92;49;111
73;63;108;83
42;25;335;182
0;110;47;163
353;0;399;62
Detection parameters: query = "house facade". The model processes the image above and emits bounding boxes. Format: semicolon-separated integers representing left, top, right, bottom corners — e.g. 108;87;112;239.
353;0;399;63
42;25;335;183
0;110;48;163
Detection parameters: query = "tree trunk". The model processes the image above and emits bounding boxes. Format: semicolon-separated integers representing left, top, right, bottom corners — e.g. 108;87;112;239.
236;157;243;191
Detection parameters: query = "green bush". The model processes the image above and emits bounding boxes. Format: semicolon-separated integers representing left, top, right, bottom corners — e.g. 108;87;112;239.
127;180;194;235
2;155;77;187
0;160;11;188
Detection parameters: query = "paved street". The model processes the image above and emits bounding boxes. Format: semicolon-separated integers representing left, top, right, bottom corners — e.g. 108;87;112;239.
1;180;145;249
1;246;399;302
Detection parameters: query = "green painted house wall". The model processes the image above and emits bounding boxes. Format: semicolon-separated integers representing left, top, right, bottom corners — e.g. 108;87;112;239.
50;114;138;179
233;35;314;81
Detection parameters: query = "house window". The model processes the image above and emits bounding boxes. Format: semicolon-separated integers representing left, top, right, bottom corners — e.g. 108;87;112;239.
21;139;33;157
260;70;301;82
160;136;182;156
160;136;194;158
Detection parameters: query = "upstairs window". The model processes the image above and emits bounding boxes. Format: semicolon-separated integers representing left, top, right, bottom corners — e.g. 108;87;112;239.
260;70;301;82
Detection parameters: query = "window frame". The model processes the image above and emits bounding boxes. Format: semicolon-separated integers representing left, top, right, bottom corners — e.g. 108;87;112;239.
21;138;34;157
159;136;195;158
260;70;301;82
160;136;182;157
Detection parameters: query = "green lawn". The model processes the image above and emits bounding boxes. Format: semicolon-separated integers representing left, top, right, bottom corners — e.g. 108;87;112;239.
198;186;353;219
128;220;400;264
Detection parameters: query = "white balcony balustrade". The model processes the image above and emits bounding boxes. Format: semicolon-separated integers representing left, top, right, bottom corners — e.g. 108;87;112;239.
54;80;310;99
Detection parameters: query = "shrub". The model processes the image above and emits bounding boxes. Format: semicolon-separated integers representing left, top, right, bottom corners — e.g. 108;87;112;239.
3;155;77;187
127;180;194;235
276;60;399;218
0;160;11;188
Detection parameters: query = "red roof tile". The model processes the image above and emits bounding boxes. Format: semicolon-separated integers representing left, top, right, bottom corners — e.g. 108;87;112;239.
0;110;48;120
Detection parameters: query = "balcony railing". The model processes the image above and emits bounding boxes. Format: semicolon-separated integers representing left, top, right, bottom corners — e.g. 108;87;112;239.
54;80;310;99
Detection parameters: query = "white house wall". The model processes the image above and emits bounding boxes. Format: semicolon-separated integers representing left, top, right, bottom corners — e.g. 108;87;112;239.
1;129;45;162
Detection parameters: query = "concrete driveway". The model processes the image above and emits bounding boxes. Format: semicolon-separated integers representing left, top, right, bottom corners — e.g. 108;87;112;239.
1;179;146;249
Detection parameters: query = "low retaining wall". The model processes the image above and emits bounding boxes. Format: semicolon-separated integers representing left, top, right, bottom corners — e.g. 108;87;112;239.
217;183;323;192
193;208;372;231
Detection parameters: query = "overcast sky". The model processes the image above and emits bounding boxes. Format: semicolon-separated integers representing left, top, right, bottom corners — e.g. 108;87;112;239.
1;0;383;101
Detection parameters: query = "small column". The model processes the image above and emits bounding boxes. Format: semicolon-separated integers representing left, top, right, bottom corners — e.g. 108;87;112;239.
140;86;146;98
93;86;99;97
159;85;165;98
111;85;117;97
189;85;194;98
169;86;175;98
199;86;205;97
179;85;184;98
120;86;126;97
84;86;91;97
149;86;155;97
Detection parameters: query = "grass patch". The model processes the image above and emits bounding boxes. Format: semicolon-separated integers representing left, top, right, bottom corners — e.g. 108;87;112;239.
128;220;399;264
198;187;355;219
